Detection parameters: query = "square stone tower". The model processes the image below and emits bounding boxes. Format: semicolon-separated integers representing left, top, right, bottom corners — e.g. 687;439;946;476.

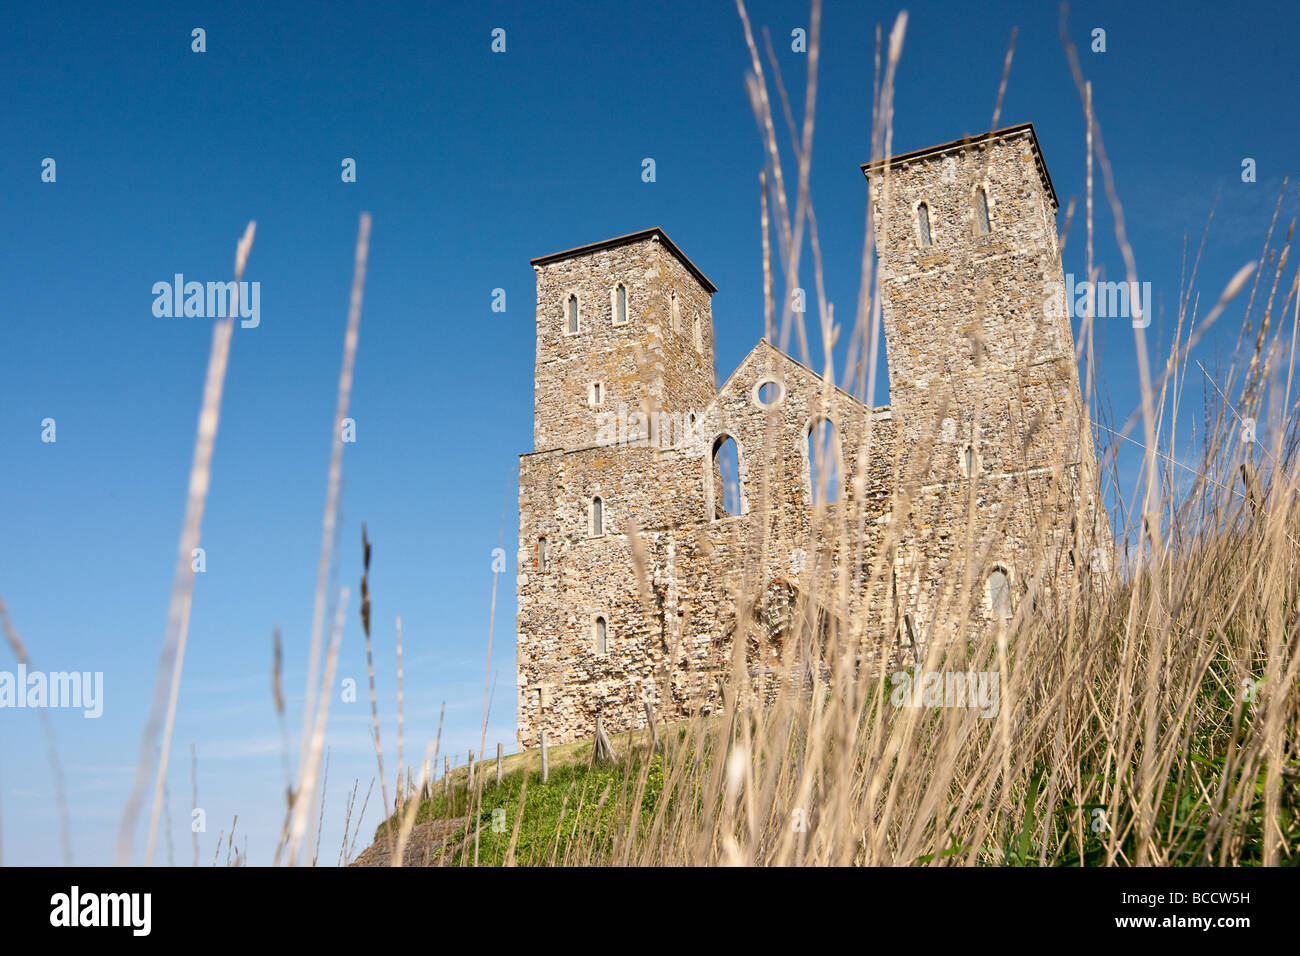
517;229;720;749
528;228;717;453
862;123;1110;632
863;123;1077;475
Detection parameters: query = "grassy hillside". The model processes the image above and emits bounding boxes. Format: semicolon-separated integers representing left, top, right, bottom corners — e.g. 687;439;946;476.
356;632;1299;868
355;726;665;866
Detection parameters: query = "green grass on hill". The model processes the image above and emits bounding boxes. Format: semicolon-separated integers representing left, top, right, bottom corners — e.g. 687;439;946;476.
362;656;1300;867
368;725;672;866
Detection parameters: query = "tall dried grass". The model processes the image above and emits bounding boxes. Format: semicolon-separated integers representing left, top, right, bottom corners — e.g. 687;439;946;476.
96;1;1295;869
373;0;1298;867
581;1;1295;866
116;221;256;867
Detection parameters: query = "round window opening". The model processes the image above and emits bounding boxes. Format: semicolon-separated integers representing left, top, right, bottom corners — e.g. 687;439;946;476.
752;379;786;409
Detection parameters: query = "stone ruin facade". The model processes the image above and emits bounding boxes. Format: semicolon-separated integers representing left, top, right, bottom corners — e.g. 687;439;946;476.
515;124;1112;749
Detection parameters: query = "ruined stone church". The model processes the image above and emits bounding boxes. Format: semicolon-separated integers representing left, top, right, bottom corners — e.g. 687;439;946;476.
516;124;1111;748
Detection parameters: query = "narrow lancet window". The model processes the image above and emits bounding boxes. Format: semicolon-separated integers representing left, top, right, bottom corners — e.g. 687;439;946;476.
615;283;628;325
989;568;1012;620
976;187;991;235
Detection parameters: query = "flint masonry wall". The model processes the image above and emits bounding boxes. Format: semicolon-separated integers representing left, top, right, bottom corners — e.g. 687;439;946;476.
517;337;901;749
518;126;1112;749
865;126;1111;645
531;233;715;452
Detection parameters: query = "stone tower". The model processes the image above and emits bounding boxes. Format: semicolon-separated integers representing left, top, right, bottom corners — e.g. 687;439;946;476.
861;123;1110;633
528;228;717;452
517;229;721;748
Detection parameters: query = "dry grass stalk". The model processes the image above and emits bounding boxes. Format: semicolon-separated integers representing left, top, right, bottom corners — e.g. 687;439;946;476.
114;220;255;867
360;523;391;860
286;587;349;864
0;595;73;864
297;212;371;816
396;615;404;803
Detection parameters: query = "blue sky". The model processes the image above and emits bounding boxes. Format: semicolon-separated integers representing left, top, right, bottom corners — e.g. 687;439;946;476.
1;0;1295;865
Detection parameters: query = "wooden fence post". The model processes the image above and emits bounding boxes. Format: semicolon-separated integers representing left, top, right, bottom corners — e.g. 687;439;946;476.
642;694;658;752
593;715;615;764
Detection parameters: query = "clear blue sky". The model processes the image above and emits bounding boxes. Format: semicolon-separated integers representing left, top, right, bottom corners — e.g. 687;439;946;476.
1;0;1295;865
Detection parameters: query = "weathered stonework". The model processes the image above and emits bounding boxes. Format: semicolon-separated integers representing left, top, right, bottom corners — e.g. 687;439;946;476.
517;126;1112;749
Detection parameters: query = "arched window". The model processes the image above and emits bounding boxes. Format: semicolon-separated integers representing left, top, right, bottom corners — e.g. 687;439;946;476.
567;294;579;334
591;496;604;536
594;616;608;655
806;418;842;505
670;292;680;333
613;283;628;325
989;567;1012;621
917;202;933;248
693;314;703;353
976;187;991;234
710;435;742;519
537;536;548;571
590;382;603;407
963;444;977;477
